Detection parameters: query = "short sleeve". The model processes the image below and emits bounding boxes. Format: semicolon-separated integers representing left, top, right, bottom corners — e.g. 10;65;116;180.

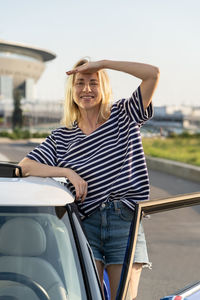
117;86;153;126
27;132;57;166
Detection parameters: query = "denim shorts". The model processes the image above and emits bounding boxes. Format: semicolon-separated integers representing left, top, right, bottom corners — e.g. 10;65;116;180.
82;200;150;267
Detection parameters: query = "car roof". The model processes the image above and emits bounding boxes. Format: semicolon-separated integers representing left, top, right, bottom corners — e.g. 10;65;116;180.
0;176;74;206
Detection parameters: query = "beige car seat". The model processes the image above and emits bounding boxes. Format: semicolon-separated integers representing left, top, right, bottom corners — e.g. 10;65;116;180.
0;217;68;300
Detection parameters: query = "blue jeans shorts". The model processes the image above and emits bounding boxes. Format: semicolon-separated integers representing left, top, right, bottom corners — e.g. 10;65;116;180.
82;200;150;268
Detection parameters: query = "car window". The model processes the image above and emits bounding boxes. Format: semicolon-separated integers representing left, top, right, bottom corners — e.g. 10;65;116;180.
0;208;87;300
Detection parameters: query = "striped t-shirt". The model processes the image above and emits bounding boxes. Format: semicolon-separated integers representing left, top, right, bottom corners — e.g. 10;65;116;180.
27;86;153;217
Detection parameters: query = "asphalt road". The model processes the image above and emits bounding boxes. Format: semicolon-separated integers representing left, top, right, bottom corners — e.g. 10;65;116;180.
0;141;200;300
141;170;200;300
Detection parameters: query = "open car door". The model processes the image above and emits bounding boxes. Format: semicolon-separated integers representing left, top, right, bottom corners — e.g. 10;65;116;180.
115;192;200;300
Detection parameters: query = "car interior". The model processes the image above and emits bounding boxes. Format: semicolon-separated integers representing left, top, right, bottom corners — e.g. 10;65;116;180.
0;217;68;300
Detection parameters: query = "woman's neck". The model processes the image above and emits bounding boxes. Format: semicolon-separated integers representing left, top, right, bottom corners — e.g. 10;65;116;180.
78;108;103;135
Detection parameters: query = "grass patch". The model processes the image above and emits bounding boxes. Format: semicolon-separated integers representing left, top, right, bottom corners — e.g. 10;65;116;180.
142;136;200;167
0;129;49;140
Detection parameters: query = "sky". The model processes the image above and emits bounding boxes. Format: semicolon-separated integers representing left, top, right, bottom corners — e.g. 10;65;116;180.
0;0;200;107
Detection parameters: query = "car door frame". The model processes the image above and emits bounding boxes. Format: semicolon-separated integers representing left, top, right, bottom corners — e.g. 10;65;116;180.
66;203;104;300
116;192;200;300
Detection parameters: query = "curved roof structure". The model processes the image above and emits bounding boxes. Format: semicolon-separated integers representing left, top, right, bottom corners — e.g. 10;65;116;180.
0;39;56;62
0;39;57;91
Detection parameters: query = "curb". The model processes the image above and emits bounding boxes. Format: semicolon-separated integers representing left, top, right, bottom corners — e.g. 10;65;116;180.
146;156;200;184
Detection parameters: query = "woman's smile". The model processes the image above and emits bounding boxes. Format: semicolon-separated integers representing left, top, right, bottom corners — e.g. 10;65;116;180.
80;95;95;99
73;72;102;110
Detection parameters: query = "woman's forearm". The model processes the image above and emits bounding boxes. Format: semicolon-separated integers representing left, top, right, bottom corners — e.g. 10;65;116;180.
19;157;69;177
67;59;159;80
18;158;88;202
101;60;160;81
101;60;160;110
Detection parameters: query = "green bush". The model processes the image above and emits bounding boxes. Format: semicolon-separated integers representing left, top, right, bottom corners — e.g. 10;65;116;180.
180;131;192;138
32;132;49;138
0;131;10;137
167;132;178;138
9;128;31;139
0;129;49;140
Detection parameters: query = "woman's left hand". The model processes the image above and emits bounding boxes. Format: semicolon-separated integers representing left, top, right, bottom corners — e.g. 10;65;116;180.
66;60;104;75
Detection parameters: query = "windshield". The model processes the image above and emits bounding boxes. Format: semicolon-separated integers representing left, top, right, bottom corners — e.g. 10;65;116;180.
0;206;87;300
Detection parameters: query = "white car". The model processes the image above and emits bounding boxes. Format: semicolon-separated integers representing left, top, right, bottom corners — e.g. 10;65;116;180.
0;162;200;300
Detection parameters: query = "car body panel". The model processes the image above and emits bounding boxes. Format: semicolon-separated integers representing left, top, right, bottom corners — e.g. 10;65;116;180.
0;176;74;206
160;281;200;300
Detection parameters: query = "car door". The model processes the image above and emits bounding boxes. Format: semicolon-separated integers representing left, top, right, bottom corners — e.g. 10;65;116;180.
116;192;200;300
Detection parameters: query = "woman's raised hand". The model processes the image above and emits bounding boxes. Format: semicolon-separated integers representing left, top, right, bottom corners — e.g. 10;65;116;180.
65;168;88;202
66;60;104;75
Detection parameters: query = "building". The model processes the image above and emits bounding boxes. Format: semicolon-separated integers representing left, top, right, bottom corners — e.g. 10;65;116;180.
0;39;56;127
0;39;56;99
146;105;200;134
22;99;63;131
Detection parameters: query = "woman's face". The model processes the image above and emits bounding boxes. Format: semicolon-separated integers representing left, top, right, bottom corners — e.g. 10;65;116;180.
72;72;102;111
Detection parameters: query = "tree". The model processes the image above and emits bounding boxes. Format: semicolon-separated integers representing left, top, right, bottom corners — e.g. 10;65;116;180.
12;89;23;129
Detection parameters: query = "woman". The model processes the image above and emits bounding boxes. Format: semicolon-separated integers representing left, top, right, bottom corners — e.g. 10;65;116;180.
19;59;159;299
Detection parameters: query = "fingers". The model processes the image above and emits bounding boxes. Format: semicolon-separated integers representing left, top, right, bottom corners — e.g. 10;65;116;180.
75;180;88;202
81;185;88;202
66;61;102;76
65;168;88;202
66;63;88;76
66;69;77;75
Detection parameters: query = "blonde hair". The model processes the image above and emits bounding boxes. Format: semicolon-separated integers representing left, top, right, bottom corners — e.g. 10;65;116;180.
62;58;113;128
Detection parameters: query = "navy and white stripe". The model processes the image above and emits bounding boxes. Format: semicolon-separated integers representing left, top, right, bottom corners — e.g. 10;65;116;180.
27;86;153;217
